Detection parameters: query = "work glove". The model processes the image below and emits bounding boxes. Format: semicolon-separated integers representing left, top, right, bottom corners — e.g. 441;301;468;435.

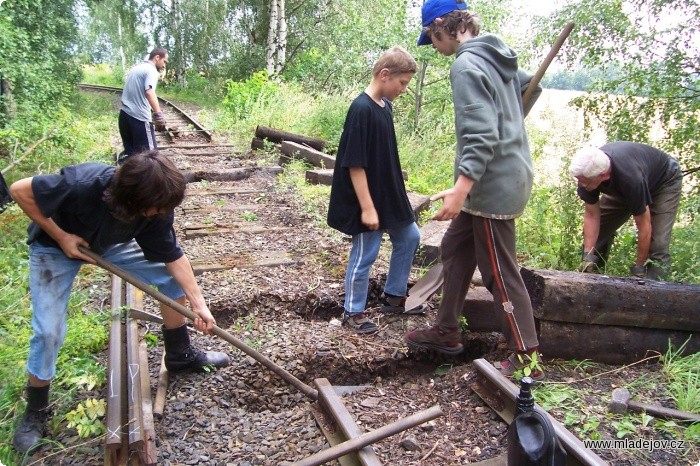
629;264;647;278
153;111;166;132
578;251;599;273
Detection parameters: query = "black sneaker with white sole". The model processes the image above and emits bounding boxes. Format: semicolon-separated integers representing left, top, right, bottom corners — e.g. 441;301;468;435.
342;312;379;334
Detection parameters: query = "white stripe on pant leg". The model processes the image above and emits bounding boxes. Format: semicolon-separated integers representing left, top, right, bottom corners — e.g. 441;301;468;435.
485;218;525;348
146;121;156;150
346;234;365;313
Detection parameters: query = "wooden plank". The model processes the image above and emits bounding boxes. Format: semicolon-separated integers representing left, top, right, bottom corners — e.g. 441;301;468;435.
185;187;263;196
309;404;362;466
280;140;336;169
538;320;699;364
190;251;297;275
416;221;449;267
305;169;333;186
315;378;383;466
521;268;700;331
305;169;408;186
138;327;158;465
407;192;431;219
184;224;290;239
182;204;262;213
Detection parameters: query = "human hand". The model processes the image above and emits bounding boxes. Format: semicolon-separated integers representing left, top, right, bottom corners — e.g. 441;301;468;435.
361;207;379;230
431;188;467;221
58;234;93;263
192;305;216;334
629;264;647;278
577;251;599;273
153;111;166;131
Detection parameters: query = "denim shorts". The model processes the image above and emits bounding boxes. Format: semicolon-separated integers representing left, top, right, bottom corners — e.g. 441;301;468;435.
26;240;184;380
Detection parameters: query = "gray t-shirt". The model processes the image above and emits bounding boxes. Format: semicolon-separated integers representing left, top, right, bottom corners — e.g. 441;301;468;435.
121;61;160;122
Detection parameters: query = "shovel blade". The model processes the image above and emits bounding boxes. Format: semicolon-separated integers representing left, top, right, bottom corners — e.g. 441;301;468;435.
405;263;444;310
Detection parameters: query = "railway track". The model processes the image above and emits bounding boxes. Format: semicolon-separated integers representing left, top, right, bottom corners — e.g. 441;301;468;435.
71;83;652;466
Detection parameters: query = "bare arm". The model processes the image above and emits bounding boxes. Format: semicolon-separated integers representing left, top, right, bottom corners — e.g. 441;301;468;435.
9;177;93;262
349;167;379;230
165;255;215;333
582;202;601;253
145;88;162;114
431;174;474;221
632;207;652;266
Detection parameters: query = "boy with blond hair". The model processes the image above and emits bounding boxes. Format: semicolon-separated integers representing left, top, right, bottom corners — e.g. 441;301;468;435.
328;46;424;334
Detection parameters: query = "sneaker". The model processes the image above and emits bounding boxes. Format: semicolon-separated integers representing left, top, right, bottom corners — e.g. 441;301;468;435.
495;352;545;381
405;325;463;355
342;312;379;334
379;293;426;315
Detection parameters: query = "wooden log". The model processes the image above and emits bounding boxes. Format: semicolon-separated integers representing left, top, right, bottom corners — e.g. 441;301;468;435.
185;187;263;197
251;137;280;151
190;251;297;275
305;169;333;186
520;268;700;332
416;221;449;267
538;320;699;364
305;168;408;186
184;225;289;239
407;192;431;219
255;125;326;151
280;141;336;169
152;353;168;419
462;286;502;332
182;166;283;183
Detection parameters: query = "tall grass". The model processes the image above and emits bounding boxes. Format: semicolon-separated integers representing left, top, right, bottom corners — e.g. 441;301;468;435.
209;76;700;282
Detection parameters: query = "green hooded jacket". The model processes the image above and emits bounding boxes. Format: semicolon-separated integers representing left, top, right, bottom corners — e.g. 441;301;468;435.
450;34;538;219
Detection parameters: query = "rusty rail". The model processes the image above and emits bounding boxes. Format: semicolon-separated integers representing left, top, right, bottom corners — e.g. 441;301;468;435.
471;359;609;466
76;83;212;142
79;245;319;401
288;405;443;466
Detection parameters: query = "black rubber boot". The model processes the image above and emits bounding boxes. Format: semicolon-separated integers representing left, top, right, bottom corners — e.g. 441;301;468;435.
162;324;230;372
13;384;50;454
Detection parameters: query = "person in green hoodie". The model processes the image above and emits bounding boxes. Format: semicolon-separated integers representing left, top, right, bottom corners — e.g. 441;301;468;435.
404;0;544;380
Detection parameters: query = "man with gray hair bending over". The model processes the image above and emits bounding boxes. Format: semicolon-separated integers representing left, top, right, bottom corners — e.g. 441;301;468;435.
570;141;682;280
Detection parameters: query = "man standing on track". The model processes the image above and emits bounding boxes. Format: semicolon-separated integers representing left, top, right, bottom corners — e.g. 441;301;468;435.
118;47;168;164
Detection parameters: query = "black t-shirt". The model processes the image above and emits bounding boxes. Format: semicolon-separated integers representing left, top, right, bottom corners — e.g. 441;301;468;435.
327;92;414;235
576;142;674;216
28;163;183;263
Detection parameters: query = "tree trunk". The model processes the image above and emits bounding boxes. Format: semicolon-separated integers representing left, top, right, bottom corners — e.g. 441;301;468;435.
275;0;286;75
413;61;428;130
266;0;279;77
117;14;126;76
520;268;700;331
171;0;186;86
255;125;326;151
266;0;287;77
520;268;700;364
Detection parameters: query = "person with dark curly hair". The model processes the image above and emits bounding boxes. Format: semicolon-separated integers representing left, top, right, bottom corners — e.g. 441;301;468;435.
9;151;229;454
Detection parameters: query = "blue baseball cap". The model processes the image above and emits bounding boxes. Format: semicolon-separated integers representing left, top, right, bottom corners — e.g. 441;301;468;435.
417;0;468;46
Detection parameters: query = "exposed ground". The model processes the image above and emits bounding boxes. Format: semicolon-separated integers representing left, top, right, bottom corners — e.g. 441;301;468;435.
19;96;700;466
